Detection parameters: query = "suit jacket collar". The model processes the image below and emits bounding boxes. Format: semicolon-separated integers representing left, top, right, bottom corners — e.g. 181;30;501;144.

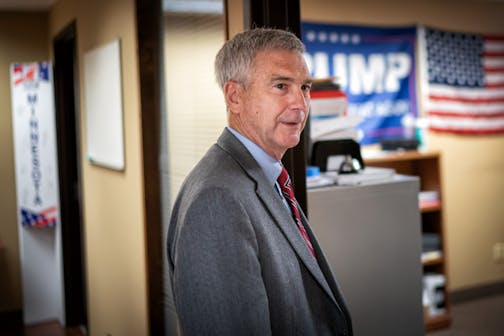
216;129;340;306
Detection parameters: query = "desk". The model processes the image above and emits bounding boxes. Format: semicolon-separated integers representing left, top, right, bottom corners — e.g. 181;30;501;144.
308;176;424;336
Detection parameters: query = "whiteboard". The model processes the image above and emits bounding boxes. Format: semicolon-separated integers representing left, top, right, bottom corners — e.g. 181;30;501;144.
83;39;124;170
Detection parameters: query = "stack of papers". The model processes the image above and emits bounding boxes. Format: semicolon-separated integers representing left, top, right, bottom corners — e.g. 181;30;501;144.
310;115;363;141
336;167;395;186
422;232;442;263
306;174;336;189
419;190;440;208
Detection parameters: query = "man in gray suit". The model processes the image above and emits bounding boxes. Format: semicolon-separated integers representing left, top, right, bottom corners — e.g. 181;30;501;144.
167;28;353;335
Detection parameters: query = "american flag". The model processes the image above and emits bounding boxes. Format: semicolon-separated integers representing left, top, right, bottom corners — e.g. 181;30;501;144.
11;63;37;86
421;27;504;134
21;206;57;228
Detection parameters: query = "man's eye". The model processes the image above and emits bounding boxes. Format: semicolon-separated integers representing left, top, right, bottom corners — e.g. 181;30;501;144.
301;84;312;92
275;83;286;90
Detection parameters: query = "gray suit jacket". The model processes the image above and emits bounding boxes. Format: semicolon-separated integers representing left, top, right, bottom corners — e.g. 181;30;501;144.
167;129;353;335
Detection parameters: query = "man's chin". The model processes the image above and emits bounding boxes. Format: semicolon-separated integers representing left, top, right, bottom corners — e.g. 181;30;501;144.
282;136;301;149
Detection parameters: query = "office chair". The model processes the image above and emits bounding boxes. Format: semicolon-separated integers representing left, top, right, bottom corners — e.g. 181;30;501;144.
310;139;364;173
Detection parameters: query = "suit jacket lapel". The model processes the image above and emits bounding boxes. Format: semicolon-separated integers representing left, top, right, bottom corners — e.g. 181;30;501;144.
217;129;339;306
255;185;338;304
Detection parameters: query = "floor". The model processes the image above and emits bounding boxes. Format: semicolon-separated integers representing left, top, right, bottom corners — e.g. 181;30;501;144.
24;323;85;336
427;293;504;336
0;320;85;336
1;294;503;335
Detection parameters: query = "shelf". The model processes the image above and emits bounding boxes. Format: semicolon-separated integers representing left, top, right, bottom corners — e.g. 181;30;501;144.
422;249;443;266
422;256;443;266
424;311;451;331
364;150;451;332
363;149;440;164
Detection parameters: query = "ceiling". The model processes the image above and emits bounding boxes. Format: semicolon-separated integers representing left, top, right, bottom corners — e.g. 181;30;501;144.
0;0;223;12
0;0;55;11
2;0;500;12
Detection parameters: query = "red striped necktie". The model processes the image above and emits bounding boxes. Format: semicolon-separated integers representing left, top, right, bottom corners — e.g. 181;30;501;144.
277;166;316;258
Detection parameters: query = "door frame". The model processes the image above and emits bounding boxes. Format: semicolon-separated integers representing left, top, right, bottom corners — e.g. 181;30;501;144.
53;21;88;329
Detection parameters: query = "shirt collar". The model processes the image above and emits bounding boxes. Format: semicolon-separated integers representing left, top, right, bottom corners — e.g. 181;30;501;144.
226;126;282;187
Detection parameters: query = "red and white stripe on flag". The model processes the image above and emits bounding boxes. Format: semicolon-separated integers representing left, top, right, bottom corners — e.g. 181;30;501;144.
420;26;504;134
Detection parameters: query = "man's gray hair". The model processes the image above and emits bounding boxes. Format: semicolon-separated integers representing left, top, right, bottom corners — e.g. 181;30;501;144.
215;28;305;90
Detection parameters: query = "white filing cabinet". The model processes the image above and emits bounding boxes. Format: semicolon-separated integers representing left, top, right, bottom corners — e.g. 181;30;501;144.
307;176;424;336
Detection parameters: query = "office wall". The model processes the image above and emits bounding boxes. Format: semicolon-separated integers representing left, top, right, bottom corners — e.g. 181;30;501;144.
301;0;504;291
0;11;49;314
49;0;149;334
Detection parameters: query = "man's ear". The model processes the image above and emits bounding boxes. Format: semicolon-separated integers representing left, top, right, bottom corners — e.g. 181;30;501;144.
224;81;242;114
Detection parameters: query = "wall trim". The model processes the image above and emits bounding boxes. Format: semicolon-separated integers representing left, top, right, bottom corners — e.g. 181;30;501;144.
136;0;164;334
450;280;504;304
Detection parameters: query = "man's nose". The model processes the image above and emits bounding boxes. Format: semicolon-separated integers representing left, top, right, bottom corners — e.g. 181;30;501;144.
290;87;309;109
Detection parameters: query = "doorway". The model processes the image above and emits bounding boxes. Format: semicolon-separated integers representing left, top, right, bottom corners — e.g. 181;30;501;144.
53;22;87;330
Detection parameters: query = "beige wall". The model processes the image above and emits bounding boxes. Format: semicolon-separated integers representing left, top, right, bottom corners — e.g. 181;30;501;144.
49;0;148;334
430;136;504;290
301;0;504;33
0;11;49;313
301;0;504;291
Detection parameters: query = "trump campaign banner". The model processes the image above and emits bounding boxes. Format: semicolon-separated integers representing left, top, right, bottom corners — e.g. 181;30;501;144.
419;26;504;134
302;22;418;144
10;62;60;228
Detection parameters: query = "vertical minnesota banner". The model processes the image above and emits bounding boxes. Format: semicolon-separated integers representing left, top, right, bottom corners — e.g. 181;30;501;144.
301;22;418;144
10;62;60;228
